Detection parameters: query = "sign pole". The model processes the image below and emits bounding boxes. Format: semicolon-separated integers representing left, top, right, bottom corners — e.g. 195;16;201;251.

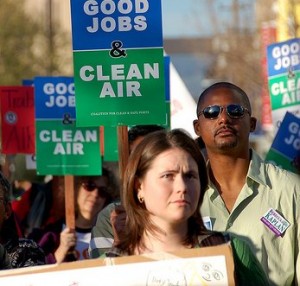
64;175;75;229
117;126;129;203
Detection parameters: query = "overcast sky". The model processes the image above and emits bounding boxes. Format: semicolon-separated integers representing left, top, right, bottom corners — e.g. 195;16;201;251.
162;0;208;38
162;0;254;38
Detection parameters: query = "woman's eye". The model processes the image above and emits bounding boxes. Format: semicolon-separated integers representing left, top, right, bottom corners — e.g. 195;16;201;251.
186;172;197;179
162;173;173;179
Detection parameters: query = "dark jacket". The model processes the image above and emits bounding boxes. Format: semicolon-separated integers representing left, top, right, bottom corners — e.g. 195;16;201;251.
0;243;11;270
2;214;46;268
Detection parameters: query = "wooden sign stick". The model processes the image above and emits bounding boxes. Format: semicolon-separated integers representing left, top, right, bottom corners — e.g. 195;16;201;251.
117;126;129;203
64;175;75;229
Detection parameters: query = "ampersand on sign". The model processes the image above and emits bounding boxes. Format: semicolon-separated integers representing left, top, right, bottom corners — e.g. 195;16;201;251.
110;40;126;58
62;113;73;125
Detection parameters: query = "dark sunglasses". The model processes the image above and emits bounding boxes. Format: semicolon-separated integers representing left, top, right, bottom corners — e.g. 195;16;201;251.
198;104;250;119
81;182;109;197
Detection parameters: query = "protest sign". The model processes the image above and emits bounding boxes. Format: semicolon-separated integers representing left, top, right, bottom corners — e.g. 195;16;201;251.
101;55;170;162
70;0;166;127
0;86;35;154
267;38;300;132
0;244;235;286
266;112;300;174
34;76;102;175
260;22;277;130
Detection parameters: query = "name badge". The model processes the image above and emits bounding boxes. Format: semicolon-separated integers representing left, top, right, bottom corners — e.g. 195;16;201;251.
260;208;290;237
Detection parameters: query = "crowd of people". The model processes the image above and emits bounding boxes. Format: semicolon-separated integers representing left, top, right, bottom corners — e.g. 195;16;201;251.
0;82;299;286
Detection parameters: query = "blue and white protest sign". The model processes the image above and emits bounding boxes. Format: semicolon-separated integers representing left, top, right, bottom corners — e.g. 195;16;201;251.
266;112;300;174
267;38;300;132
34;77;75;120
267;38;300;77
70;0;163;50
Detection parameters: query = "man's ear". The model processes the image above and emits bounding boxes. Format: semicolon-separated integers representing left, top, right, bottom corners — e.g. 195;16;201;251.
193;119;201;136
250;117;257;132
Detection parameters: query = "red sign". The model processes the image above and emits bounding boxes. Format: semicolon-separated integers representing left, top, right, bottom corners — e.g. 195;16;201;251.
260;22;277;129
0;86;35;154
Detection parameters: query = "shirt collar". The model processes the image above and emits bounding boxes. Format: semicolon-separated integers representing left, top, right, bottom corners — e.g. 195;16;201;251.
206;149;268;188
247;149;268;187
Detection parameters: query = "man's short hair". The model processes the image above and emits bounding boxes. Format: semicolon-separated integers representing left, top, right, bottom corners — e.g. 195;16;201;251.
128;125;165;145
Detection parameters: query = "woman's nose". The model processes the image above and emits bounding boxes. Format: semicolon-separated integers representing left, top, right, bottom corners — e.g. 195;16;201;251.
176;175;187;193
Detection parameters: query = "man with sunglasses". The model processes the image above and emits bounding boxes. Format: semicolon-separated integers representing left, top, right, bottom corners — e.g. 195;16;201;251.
193;82;299;286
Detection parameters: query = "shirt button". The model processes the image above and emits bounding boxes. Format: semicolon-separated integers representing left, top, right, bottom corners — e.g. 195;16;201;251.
228;222;233;227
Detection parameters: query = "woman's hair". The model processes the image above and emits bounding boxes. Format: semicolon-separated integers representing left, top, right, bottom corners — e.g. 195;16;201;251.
0;171;11;204
74;167;118;215
118;128;208;254
0;171;20;244
128;125;165;146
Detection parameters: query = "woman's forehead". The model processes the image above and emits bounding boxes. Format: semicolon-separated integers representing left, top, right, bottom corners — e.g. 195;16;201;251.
150;148;196;169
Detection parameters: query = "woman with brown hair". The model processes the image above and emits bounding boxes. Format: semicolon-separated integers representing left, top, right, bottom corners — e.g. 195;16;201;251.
105;129;269;285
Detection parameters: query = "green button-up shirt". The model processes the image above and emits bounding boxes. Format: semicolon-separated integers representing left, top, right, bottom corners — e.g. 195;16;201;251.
200;149;300;286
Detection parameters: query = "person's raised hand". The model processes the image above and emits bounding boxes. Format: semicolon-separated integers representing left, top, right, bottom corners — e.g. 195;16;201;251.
110;204;126;245
54;227;76;263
